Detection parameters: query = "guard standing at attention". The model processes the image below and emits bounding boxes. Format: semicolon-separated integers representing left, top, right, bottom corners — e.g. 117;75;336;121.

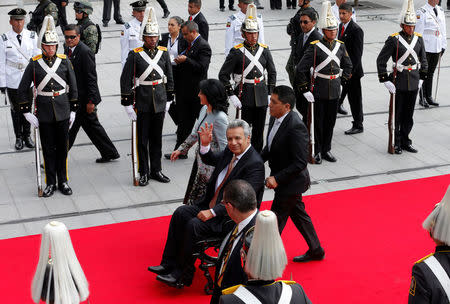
74;0;100;54
120;0;147;68
27;0;59;34
18;16;78;197
120;7;174;186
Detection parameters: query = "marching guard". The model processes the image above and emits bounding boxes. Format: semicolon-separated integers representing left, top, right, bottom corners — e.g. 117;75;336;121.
219;3;276;153
120;7;174;186
18;16;78;197
377;0;428;155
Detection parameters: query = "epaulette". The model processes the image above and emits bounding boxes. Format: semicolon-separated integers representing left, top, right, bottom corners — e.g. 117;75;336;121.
32;54;42;61
418;7;426;13
414;32;422;37
1;34;7;41
134;47;144;53
157;46;167;51
390;32;399;37
222;284;243;295
234;43;244;49
336;39;344;44
310;40;319;45
279;280;297;285
30;31;35;39
259;43;268;48
124;22;130;29
56;54;66;59
415;253;434;264
257;14;262;18
230;15;236;21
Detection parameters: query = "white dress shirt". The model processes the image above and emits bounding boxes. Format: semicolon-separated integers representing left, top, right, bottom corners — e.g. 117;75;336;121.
268;111;289;150
167;34;179;65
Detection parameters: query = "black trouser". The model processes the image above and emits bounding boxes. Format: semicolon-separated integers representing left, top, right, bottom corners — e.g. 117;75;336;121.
57;3;67;28
270;0;282;9
271;191;321;250
68;105;118;159
102;0;122;23
7;88;31;139
219;0;234;9
346;77;364;128
295;89;308;125
241;106;267;152
422;52;440;100
137;110;164;176
395;90;417;148
40;119;69;186
175;98;201;150
161;205;231;280
286;0;295;7
314;99;338;154
156;0;169;12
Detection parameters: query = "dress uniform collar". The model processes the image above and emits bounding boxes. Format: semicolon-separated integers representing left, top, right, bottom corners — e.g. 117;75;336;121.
144;45;157;56
436;245;450;252
320;37;336;48
400;30;413;41
246;280;275;286
243;41;258;52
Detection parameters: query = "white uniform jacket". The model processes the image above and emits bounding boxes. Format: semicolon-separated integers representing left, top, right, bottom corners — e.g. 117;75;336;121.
415;3;447;53
120;17;144;68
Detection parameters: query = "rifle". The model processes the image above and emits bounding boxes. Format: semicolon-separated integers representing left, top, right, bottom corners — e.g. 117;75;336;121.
307;47;317;164
235;48;246;119
388;38;400;155
32;63;43;196
131;56;139;186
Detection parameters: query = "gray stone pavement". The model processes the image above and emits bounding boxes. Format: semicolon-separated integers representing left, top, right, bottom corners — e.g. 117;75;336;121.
0;0;449;239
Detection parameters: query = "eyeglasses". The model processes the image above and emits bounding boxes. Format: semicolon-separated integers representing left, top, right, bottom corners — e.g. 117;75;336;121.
300;20;311;24
64;35;77;40
75;10;82;14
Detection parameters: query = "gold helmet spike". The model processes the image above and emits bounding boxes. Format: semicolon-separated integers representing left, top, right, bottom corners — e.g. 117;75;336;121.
241;3;259;33
318;1;338;31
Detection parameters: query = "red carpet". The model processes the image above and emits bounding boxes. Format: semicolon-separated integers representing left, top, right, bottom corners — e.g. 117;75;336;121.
1;174;450;303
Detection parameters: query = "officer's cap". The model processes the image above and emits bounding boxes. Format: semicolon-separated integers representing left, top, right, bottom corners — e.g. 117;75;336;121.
239;0;254;4
130;0;148;11
423;185;450;245
8;8;27;20
74;0;93;15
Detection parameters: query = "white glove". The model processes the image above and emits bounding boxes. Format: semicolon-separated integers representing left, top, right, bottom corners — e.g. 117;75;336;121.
267;95;271;106
303;92;315;103
418;79;424;89
124;105;137;121
229;95;242;109
24;112;39;128
165;101;172;113
69;111;76;129
384;81;396;94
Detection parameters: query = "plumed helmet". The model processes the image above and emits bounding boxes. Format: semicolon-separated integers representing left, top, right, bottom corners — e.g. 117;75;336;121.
318;1;338;30
140;7;159;38
38;15;58;48
423;185;450;245
241;3;259;33
400;0;416;25
74;0;93;15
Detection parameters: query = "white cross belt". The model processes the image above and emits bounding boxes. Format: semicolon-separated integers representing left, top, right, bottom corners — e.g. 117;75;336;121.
36;58;67;95
137;50;165;87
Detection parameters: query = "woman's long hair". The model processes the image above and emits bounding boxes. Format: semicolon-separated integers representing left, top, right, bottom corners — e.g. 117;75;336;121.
199;79;229;114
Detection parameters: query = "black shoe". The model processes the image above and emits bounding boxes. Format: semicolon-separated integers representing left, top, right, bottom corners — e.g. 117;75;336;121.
139;175;149;186
150;171;170;183
58;182;73;195
313;153;322;164
426;97;439;106
337;104;348;115
102;22;108;27
96;154;120;163
344;126;363;135
24;136;34;148
322;151;337;162
43;184;56;197
257;5;264;9
419;98;429;108
148;265;171;275
15;138;24;150
229;7;236;11
394;146;402;154
115;19;125;25
164;153;187;160
220;7;225;11
293;247;325;263
156;273;178;286
402;144;418;153
162;10;170;18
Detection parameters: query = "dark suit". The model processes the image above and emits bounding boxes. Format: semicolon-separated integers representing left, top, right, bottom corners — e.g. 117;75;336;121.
338;20;364;129
261;111;321;251
210;213;257;304
102;0;122;24
174;35;211;149
191;12;209;41
65;42;119;159
159;146;265;283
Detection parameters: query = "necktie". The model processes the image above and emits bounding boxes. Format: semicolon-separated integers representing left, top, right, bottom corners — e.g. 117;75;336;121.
189;15;193;21
303;34;308;46
434;7;438;16
209;155;237;209
68;48;72;58
17;34;21;46
340;24;345;38
267;120;280;150
217;226;239;286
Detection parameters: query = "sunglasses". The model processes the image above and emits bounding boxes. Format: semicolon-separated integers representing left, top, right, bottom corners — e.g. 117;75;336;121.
300;20;311;24
75;10;82;14
64;35;77;40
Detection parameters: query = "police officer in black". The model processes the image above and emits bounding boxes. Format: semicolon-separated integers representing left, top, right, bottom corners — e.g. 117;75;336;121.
295;1;352;164
219;4;276;153
121;7;174;186
18;16;78;197
376;0;427;155
27;0;59;34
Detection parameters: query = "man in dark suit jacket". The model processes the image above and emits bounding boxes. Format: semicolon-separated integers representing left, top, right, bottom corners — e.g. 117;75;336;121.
63;25;119;163
188;0;209;41
149;119;265;288
338;3;364;135
210;179;258;304
173;21;211;150
262;86;324;263
291;10;322;124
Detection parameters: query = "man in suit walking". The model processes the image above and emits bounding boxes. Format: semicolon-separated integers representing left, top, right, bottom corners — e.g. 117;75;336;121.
149;119;265;289
64;24;119;163
172;21;211;151
338;3;364;135
262;85;324;263
188;0;209;41
210;179;257;304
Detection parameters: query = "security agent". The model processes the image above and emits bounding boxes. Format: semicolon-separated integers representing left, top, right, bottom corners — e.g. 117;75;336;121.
18;16;78;197
74;1;100;55
120;0;147;68
120;7;174;185
409;185;450;303
0;8;40;150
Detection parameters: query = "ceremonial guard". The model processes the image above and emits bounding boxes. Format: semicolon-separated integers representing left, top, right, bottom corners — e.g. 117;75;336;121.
415;0;446;107
377;0;427;155
219;4;276;153
120;0;147;68
409;185;450;303
295;1;352;164
18;16;78;197
0;8;40;150
27;0;59;34
74;1;100;54
120;7;174;185
224;0;265;57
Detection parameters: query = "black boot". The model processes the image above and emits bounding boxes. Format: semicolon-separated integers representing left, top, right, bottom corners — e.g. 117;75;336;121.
15;138;23;150
23;136;34;148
